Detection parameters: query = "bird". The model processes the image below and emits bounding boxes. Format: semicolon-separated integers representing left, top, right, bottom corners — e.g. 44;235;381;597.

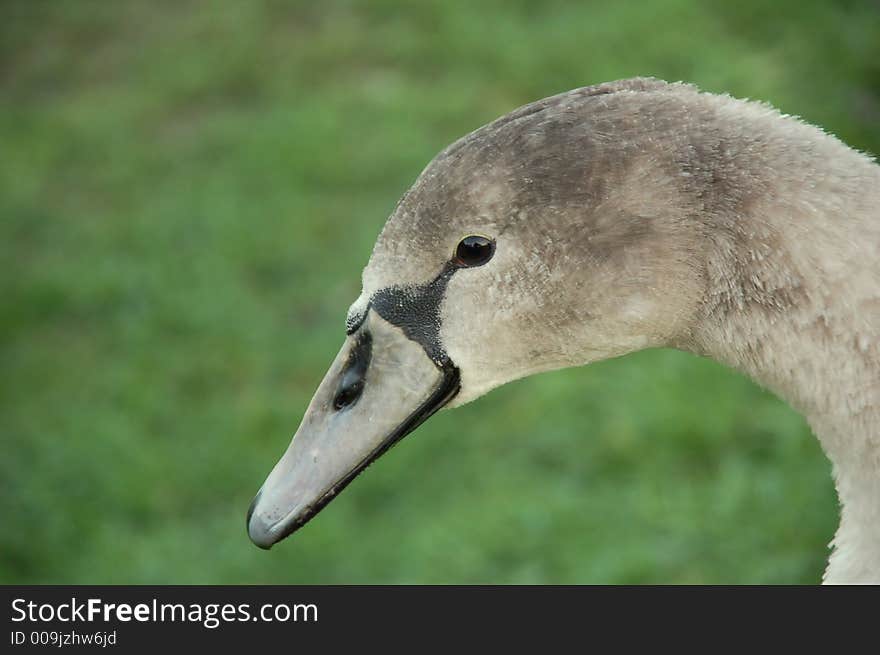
247;78;880;583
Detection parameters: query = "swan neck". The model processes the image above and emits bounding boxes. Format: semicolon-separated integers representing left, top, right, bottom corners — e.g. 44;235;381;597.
684;158;880;582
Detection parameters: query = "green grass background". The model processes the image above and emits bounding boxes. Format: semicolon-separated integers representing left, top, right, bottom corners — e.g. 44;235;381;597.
2;0;878;584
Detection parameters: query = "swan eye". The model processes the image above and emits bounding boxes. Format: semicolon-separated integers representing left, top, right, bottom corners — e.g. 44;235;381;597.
454;235;495;267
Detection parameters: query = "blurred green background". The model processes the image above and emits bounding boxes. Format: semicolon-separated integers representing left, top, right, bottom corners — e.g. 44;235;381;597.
2;0;878;584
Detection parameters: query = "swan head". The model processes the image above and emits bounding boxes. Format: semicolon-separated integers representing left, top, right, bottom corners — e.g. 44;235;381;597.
247;78;713;548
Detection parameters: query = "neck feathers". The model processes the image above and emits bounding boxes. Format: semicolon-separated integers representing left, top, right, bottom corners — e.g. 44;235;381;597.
683;105;880;582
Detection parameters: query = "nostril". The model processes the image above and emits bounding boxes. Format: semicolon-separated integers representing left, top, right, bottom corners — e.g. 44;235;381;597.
333;376;365;410
333;331;372;411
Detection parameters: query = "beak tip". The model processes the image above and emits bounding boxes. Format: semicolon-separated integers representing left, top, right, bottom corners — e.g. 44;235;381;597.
252;537;274;551
247;514;278;550
246;489;276;550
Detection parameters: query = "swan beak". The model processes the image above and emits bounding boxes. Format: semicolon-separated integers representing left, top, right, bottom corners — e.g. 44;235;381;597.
247;311;460;549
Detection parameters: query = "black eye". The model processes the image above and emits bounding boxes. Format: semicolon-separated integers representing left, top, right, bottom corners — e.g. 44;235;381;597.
454;235;495;267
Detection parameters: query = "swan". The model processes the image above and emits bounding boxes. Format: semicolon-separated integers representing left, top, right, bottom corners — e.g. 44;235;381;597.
247;78;880;583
